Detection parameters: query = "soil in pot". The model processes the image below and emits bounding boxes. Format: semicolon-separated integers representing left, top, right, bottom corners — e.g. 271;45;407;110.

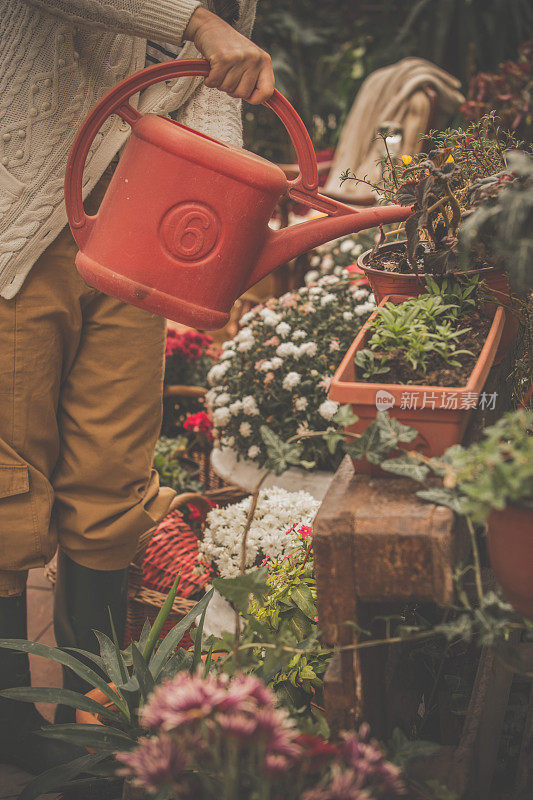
357;310;492;388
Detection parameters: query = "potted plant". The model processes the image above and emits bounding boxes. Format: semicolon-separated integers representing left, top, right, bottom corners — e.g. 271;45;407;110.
206;267;376;493
329;279;506;465
394;410;533;620
0;581;213;799
342;116;528;316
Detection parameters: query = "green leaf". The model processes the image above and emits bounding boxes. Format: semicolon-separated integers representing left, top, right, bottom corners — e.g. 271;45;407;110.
149;588;214;678
388;727;440;769
0;639;128;718
131;642;155;703
416;487;466;514
137;619;152;653
381;457;430;482
0;687;126;725
38;723;136;752
290;584;317;619
212;568;269;612
18;753;109;800
94;630;128;687
192;606;207;672
333;404;358;428
142;573;181;662
260;425;303;474
158;649;194;681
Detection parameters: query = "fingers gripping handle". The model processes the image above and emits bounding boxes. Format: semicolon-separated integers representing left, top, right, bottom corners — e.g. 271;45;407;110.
65;58;320;247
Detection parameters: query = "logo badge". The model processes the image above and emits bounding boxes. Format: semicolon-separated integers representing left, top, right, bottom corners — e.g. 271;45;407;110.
375;389;395;411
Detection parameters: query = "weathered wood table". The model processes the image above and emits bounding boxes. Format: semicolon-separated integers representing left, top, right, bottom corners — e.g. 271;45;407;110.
313;456;531;798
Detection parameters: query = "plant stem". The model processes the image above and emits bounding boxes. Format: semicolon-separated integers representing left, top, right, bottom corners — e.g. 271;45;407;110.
466;516;484;605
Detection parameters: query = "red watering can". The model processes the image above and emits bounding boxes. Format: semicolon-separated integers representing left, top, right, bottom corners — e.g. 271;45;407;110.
65;59;411;329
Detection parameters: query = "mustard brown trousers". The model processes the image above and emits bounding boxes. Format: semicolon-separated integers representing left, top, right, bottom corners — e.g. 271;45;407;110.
0;172;174;597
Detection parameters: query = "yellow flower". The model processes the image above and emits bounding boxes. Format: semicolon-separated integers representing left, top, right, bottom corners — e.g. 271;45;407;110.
401;154;413;165
445;154;455;163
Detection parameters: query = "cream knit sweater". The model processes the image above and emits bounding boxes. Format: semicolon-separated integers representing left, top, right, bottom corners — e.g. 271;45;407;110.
0;0;256;298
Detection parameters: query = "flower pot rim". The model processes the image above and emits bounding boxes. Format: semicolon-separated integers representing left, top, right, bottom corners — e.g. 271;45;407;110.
76;683;117;727
357;241;504;280
329;293;506;400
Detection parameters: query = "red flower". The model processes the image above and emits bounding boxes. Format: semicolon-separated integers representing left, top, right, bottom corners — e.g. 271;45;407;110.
183;411;214;441
165;330;214;361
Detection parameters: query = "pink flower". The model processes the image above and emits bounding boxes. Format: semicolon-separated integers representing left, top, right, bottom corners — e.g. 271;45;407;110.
299;525;313;538
116;734;188;793
264;335;280;347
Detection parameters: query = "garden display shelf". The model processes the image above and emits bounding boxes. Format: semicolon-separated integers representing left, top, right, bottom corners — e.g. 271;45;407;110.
329;294;506;467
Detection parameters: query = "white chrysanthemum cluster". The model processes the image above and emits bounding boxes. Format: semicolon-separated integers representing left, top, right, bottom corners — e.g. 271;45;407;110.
198;487;320;577
206;263;375;470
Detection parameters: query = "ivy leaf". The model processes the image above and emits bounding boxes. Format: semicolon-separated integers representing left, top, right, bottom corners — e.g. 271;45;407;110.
388;727;440;769
416;487;466;514
260;426;304;475
381;456;429;482
332;404;358;428
212;568;269;612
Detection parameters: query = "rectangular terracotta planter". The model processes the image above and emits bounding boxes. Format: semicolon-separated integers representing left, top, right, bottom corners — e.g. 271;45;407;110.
329;294;506;462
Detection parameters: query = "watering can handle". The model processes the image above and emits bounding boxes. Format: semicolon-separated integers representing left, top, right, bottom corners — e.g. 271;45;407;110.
65;58;321;244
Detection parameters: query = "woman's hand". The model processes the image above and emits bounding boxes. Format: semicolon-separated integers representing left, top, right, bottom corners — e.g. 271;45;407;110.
184;6;275;104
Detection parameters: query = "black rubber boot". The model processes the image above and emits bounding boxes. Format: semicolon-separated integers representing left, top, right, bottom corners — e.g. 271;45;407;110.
0;590;82;773
53;550;128;723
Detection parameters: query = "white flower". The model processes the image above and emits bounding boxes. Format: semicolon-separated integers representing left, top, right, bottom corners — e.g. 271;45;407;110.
259;308;281;326
276;342;299;359
295;397;308;411
215;392;231;406
271;357;283;369
235;326;254;343
321;254;334;269
199;487;320;577
220;350;234;361
319;400;339;421
334;266;344;276
352;288;370;301
310;255;321;266
222;340;235;351
260;360;273;372
247;445;260;459
221;435;235;447
318;275;339;286
275;321;291;338
297;421;310;435
292;330;307;340
320;293;336;306
309;286;322;296
283;372;301;390
242;396;259;416
213;407;231;426
298;341;318;358
239;421;252;437
240;310;256;326
343;311;353;321
305;269;319;285
208;361;230;386
352;243;363;256
238;339;254;353
229;400;243;416
329;341;340;352
354;302;375;317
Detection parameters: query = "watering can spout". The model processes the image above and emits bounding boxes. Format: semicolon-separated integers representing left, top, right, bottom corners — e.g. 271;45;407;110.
245;202;412;292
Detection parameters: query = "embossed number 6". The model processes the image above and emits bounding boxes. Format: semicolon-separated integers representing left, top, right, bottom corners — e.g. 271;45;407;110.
173;209;212;258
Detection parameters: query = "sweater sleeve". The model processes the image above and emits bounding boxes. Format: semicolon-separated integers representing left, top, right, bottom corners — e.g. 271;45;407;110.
25;0;201;44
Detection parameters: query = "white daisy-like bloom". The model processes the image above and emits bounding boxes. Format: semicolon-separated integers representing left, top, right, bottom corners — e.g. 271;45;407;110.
237;339;254;353
219;350;234;361
292;329;307;340
310;255;321;266
298;341;318;358
295;396;308;411
240;310;256;326
229;400;243;416
221;435;235;447
352;288;370;301
318;275;339;286
275;321;291;338
352;243;363;256
247;445;260;459
213;407;231;426
270;357;283;369
198;487;320;577
320;293;336;306
298;286;308;295
215;392;231;407
207;361;230;386
355;302;375;317
282;371;301;390
305;269;319;285
309;286;323;296
334;266;344;276
205;388;218;407
319;399;339;420
239;421;252;437
343;311;354;321
340;238;355;253
259;308;281;326
221;340;235;351
318;375;332;391
276;342;299;359
321;254;334;269
329;340;340;352
235;326;254;343
260;360;273;372
242;395;259;416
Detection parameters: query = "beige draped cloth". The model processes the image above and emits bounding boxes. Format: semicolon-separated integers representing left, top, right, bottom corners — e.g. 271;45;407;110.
324;58;465;205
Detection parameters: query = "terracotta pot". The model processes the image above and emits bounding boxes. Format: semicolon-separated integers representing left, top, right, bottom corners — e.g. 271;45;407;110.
357;242;518;360
328;294;506;472
487;504;533;621
76;684;117;728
